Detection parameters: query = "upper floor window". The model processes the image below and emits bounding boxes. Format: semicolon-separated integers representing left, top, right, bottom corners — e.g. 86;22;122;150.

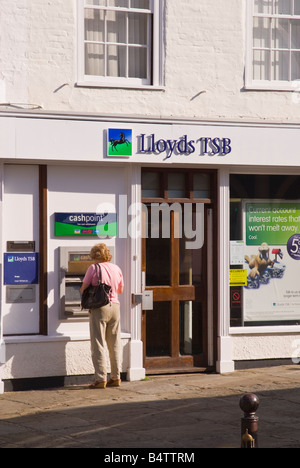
77;0;164;88
246;0;300;90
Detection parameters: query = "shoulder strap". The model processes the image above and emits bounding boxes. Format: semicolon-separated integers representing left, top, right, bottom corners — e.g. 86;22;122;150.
95;263;102;283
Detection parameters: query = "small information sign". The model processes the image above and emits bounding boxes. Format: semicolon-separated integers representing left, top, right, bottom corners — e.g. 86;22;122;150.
4;253;39;285
230;269;248;287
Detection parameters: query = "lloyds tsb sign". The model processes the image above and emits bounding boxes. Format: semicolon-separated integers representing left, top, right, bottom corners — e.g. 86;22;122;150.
138;134;232;158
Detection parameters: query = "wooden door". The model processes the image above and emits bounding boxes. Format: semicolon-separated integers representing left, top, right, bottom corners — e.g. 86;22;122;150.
141;169;216;372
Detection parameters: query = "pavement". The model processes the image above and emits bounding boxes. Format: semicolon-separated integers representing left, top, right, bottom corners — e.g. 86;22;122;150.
0;365;300;450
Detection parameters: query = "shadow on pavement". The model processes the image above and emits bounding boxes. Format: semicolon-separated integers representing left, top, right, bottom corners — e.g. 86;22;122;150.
0;386;300;449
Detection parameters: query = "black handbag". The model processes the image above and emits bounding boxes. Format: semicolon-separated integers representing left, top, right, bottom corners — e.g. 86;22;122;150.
81;264;111;310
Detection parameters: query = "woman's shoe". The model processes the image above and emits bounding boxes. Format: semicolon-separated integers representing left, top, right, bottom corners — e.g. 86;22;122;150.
89;381;107;389
107;379;121;387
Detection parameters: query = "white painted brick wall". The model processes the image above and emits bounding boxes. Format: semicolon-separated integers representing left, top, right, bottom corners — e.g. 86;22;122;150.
0;0;299;122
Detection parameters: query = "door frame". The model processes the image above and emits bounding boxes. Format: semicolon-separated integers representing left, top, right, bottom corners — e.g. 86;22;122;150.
141;168;218;372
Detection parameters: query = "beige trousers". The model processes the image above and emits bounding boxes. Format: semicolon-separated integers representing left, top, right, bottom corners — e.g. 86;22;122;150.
89;303;121;382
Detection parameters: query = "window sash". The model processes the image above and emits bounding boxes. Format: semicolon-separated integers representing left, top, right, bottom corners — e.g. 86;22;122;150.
246;0;300;89
78;0;163;88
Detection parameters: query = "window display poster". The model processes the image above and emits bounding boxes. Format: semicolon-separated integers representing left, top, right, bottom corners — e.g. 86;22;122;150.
243;201;300;323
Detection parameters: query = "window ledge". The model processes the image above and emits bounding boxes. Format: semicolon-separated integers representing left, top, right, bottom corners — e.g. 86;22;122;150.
230;325;300;335
244;81;300;92
76;81;165;91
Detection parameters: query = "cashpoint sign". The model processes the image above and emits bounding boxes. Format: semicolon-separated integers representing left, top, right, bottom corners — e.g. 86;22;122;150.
4;253;39;285
55;213;117;237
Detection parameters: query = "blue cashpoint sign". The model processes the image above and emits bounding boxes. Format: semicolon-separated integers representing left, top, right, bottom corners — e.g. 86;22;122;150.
4;253;39;285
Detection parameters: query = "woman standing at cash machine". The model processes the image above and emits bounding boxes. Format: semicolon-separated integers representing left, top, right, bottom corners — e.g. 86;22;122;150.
80;243;124;389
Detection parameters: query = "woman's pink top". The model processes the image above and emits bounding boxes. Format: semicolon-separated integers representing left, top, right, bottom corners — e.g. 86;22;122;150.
83;262;124;305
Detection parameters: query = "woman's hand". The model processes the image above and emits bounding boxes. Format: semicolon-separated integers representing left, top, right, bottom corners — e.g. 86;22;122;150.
80;282;89;295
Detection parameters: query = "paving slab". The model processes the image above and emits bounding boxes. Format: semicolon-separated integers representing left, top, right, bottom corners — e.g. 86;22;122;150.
0;365;299;449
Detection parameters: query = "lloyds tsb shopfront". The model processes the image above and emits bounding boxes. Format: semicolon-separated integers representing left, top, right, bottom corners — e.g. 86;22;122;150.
0;111;300;391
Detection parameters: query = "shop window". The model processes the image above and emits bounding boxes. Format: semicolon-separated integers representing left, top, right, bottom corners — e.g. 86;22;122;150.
230;174;300;327
246;0;300;90
77;0;164;88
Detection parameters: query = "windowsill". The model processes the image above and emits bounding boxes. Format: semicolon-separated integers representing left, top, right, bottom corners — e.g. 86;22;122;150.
230;325;300;335
76;81;165;91
244;81;300;92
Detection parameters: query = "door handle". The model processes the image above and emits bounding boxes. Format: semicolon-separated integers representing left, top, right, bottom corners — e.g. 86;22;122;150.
132;293;143;305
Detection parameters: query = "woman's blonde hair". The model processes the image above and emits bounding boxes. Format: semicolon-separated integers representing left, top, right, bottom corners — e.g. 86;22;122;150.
90;243;112;263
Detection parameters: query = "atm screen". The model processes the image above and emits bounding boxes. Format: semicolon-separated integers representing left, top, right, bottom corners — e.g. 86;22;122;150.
69;253;91;262
67;253;93;275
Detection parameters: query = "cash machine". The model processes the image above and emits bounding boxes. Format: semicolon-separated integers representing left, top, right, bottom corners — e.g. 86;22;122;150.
59;246;115;318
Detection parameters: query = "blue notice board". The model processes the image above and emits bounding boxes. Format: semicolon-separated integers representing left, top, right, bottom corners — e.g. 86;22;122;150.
4;253;39;285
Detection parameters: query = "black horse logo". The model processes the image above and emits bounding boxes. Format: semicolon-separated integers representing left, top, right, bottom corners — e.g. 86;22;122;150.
110;132;130;152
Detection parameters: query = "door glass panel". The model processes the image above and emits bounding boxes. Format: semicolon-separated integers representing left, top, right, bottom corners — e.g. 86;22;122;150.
179;243;203;287
146;206;170;286
142;172;161;198
146;239;170;286
179;210;203;287
180;301;203;355
168;173;186;198
146;302;171;357
146;237;170;285
193;173;211;199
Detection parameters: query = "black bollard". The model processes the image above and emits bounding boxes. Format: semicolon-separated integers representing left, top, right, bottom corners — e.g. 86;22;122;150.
240;393;259;448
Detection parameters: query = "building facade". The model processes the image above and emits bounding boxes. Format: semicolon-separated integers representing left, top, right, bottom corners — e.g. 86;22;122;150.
1;0;300;392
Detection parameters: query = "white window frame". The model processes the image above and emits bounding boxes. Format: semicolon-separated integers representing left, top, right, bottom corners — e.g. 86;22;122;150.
77;0;164;89
245;0;300;91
